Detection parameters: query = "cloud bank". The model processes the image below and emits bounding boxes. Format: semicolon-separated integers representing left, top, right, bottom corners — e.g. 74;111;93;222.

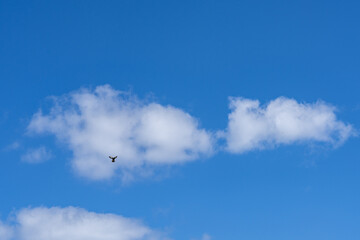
0;206;165;240
223;97;354;153
28;85;214;180
27;85;355;181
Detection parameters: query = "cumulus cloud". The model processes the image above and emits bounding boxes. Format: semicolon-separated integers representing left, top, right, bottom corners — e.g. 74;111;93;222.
1;206;165;240
27;85;355;179
28;85;214;180
223;97;354;153
21;146;52;163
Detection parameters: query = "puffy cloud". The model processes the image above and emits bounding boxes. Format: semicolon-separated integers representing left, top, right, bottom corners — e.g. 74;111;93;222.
223;97;354;153
21;146;52;163
1;206;165;240
28;85;214;180
27;86;355;179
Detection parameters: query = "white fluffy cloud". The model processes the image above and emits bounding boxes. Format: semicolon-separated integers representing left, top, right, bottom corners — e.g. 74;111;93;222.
27;85;355;180
223;97;354;153
28;85;214;180
1;206;165;240
21;146;52;163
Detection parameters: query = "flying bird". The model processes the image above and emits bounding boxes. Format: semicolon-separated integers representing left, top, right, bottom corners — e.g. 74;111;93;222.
109;156;117;162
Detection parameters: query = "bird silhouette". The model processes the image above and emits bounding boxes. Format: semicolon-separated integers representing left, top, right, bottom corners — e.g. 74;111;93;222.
109;156;117;162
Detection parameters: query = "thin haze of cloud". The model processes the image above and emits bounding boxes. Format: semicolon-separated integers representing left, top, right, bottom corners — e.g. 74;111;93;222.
201;234;212;240
0;221;13;240
27;85;355;181
21;146;52;164
190;233;212;240
198;234;211;240
28;85;214;180
0;206;165;240
3;142;20;151
222;97;354;153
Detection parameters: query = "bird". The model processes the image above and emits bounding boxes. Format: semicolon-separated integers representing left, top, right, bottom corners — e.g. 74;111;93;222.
109;156;117;162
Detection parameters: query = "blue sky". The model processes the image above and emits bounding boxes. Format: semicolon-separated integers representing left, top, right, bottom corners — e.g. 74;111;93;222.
0;0;359;239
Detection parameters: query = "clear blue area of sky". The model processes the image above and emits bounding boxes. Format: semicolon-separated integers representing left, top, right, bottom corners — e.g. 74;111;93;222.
0;0;359;239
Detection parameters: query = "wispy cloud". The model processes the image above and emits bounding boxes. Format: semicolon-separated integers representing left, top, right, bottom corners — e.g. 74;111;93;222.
201;234;212;240
191;233;212;240
3;142;20;151
0;206;166;240
222;97;354;153
28;85;214;180
21;146;52;163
